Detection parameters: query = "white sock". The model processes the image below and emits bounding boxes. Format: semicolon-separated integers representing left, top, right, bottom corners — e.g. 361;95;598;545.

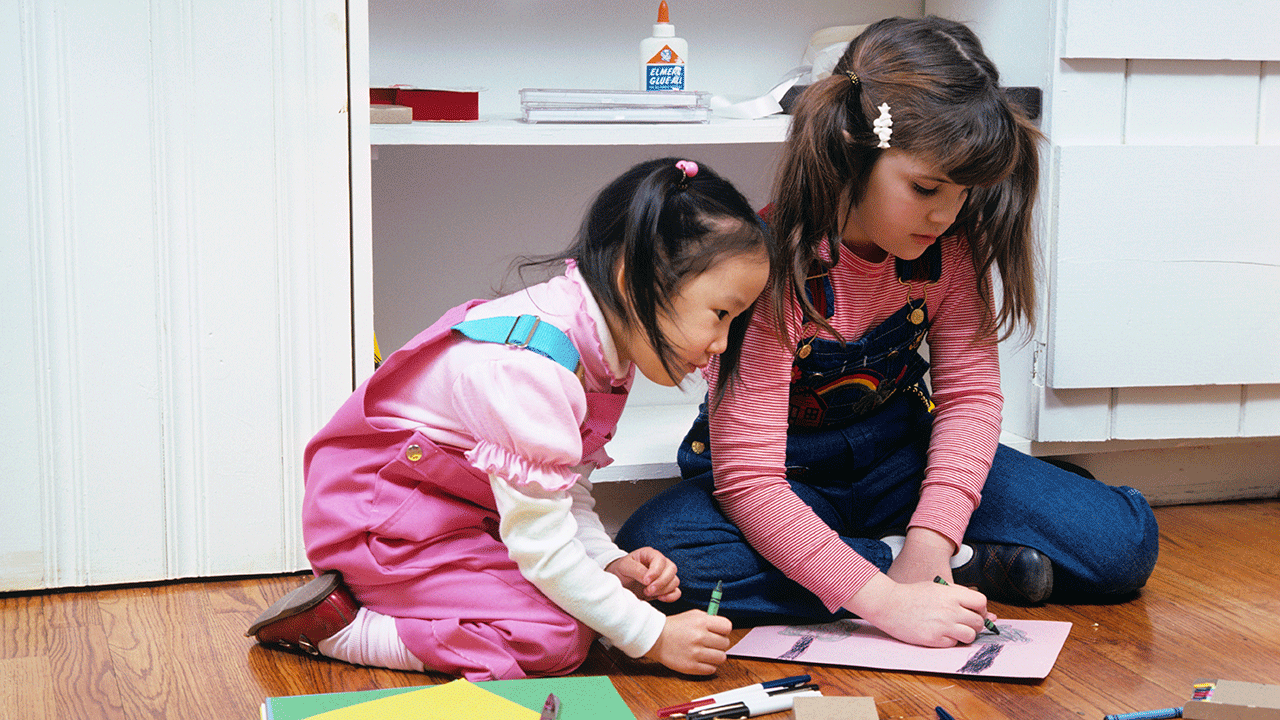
881;535;974;569
881;534;907;559
316;607;426;672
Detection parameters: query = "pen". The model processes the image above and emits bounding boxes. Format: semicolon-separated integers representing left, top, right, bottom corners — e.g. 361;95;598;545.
693;674;812;703
707;580;723;616
936;705;958;720
657;675;812;717
934;576;1000;635
686;685;823;720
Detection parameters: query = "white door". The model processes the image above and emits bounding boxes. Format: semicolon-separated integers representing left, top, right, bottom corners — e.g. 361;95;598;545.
1;0;354;590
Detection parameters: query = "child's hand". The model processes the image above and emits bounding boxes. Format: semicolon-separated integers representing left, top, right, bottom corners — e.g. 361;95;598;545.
646;610;733;675
847;574;995;647
605;547;682;603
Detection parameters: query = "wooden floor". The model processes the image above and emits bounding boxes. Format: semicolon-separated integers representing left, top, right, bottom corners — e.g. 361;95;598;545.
4;499;1279;720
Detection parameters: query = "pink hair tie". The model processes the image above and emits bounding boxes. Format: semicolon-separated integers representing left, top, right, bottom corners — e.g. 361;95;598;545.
675;159;696;188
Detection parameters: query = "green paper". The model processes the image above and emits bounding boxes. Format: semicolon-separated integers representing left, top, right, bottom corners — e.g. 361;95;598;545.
477;676;635;720
262;675;635;720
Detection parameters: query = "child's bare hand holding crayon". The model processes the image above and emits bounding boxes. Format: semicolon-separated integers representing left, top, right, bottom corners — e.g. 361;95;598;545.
647;609;733;675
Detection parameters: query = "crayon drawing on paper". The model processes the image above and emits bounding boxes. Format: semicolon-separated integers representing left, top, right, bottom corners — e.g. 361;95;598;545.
728;618;1071;679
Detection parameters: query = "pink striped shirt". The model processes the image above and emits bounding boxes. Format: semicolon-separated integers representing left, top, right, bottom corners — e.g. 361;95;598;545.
704;236;1003;612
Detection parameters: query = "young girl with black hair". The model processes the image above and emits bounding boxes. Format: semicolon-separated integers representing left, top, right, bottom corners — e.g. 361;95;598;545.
246;158;769;679
619;16;1159;649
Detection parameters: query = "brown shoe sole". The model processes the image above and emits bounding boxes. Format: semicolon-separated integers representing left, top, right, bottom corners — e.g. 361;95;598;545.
245;571;343;637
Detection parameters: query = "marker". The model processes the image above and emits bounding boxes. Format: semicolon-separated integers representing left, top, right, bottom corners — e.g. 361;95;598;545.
936;706;959;720
707;580;723;616
692;675;811;703
686;685;822;720
934;576;1000;635
657;675;812;717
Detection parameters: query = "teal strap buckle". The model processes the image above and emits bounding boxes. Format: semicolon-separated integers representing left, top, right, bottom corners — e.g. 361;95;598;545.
504;315;542;348
452;314;582;375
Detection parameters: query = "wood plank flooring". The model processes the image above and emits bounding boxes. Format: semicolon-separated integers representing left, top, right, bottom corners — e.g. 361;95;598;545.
3;499;1278;720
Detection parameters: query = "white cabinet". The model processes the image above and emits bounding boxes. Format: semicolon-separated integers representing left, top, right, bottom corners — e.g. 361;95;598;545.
946;0;1280;502
1049;145;1280;389
952;0;1280;448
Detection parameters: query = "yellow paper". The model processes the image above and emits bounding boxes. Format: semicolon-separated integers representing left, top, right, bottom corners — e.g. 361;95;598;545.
308;680;540;720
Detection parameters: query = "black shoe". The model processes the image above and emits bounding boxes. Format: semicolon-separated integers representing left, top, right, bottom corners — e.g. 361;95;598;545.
952;543;1053;605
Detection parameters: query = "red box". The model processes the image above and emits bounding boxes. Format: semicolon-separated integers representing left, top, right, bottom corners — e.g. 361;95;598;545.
370;87;479;122
369;87;398;105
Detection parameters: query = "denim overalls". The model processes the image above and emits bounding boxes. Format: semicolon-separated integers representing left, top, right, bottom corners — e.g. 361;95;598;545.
674;250;943;560
616;244;1160;624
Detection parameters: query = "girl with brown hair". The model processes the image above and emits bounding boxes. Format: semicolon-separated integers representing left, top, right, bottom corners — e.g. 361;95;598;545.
619;16;1158;648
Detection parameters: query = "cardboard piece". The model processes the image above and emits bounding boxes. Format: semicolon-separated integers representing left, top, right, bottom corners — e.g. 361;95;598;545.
370;104;412;123
1184;680;1280;720
793;696;878;720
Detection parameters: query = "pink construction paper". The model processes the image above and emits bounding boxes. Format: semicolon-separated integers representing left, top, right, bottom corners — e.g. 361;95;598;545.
728;618;1072;679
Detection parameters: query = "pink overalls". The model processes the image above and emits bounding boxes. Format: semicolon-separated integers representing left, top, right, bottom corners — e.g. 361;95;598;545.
301;299;628;680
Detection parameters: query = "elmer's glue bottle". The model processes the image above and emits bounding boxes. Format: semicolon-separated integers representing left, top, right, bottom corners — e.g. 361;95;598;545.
640;0;687;91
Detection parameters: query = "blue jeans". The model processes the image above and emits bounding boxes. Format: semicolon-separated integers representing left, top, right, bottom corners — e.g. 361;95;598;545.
616;395;1160;625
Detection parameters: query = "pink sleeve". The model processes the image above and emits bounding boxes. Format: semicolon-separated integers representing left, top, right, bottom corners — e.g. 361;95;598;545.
907;245;1003;547
453;357;589;493
707;296;881;613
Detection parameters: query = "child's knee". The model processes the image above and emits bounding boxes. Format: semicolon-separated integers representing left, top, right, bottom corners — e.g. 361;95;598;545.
1078;486;1160;594
1123;492;1160;589
1118;486;1160;580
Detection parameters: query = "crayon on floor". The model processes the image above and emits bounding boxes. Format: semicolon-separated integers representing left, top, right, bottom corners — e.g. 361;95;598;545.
1102;708;1182;720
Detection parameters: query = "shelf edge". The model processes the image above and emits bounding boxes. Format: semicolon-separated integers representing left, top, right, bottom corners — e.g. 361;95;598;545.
369;115;791;146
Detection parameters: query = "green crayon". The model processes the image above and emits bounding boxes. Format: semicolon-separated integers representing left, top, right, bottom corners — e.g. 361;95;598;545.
707;580;723;616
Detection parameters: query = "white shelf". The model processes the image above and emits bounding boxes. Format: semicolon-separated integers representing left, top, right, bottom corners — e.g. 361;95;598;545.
369;114;791;146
